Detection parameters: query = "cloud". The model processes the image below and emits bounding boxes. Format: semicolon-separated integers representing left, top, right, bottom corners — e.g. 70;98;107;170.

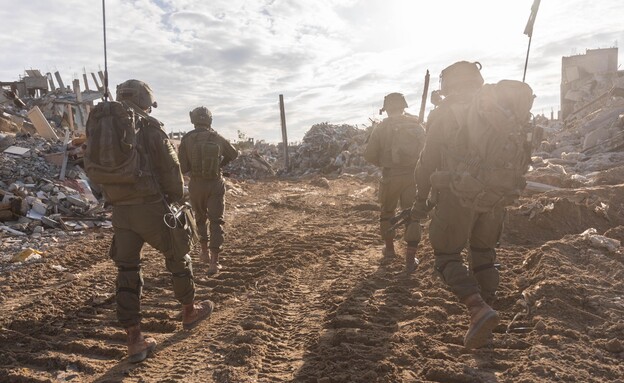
1;0;623;143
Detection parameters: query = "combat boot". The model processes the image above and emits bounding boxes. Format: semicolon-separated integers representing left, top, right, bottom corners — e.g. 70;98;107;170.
462;293;499;349
207;249;222;275
199;242;209;263
125;324;157;363
182;299;215;330
405;246;419;274
382;238;395;258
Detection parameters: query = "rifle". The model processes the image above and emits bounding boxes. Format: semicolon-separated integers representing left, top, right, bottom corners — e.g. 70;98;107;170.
418;69;430;123
386;208;412;234
385;198;436;234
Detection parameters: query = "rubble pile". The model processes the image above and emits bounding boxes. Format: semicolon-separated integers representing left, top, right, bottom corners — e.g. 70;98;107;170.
529;78;624;189
224;141;279;179
0;131;106;257
289;122;375;176
1;70;109;258
224;122;377;179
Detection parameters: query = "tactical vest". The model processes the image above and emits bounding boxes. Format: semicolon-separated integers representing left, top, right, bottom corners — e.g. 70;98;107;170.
189;131;221;179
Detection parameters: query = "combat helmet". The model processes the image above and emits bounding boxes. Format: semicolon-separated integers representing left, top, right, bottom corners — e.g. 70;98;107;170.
380;92;408;114
189;106;213;126
439;61;484;96
116;79;157;110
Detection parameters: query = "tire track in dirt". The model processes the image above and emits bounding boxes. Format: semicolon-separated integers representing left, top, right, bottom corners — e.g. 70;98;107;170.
118;184;382;382
4;177;624;382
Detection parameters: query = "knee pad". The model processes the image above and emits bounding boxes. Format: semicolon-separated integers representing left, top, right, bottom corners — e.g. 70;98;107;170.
434;254;463;284
471;262;500;300
168;254;194;281
116;265;143;297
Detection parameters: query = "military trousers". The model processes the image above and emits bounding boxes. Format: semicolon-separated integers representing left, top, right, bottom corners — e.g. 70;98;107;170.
378;172;421;245
428;190;505;302
110;202;195;328
189;177;227;251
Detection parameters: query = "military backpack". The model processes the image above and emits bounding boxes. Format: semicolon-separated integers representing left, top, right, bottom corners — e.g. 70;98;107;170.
84;101;142;185
387;115;425;167
444;79;535;212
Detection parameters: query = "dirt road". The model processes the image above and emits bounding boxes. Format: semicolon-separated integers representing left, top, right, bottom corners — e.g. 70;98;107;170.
1;176;623;382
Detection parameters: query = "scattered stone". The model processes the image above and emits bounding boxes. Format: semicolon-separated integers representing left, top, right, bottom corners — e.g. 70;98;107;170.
606;338;623;353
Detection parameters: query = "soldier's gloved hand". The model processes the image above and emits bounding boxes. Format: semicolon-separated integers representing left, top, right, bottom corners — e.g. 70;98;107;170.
410;198;430;220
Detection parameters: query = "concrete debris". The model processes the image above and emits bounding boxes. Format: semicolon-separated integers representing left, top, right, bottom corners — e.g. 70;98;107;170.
1;69;110;253
288;122;376;176
224;148;277;179
3;145;30;156
224;122;377;179
528;61;624;189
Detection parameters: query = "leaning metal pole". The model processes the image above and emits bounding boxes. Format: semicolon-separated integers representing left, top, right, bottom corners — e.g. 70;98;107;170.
522;35;532;83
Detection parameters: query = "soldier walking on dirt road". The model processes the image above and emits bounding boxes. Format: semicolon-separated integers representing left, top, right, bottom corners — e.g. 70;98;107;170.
412;61;501;349
178;106;238;275
85;80;214;363
364;93;426;273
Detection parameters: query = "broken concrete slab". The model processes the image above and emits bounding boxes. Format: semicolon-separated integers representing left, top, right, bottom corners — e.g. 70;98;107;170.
26;106;59;140
3;145;30;156
0;225;26;236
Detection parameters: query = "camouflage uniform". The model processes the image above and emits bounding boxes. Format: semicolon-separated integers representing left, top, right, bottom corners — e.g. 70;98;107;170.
415;93;503;303
178;126;238;252
89;79;213;363
106;113;194;328
364;94;425;270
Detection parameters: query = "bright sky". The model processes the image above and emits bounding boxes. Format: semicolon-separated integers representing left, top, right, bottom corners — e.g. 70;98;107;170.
1;0;623;142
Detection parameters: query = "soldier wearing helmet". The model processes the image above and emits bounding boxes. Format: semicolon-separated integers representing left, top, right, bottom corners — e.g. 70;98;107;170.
103;79;214;363
178;106;238;275
413;61;500;349
364;92;425;273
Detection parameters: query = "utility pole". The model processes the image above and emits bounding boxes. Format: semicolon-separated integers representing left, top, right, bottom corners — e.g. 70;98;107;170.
279;94;289;171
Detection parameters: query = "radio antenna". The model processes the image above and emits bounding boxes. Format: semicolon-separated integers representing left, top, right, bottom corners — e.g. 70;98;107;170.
102;0;109;100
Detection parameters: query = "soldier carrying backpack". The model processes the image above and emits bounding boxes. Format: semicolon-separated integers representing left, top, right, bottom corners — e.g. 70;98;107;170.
84;79;214;363
413;61;534;349
178;106;238;275
364;92;426;273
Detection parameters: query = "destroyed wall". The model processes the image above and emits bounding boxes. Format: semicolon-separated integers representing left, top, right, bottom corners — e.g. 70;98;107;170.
530;74;624;190
561;47;620;119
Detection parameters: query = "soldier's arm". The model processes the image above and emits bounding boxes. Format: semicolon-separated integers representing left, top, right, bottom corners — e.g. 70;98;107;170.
147;127;184;203
415;111;444;200
363;126;381;166
178;136;190;175
219;135;239;167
